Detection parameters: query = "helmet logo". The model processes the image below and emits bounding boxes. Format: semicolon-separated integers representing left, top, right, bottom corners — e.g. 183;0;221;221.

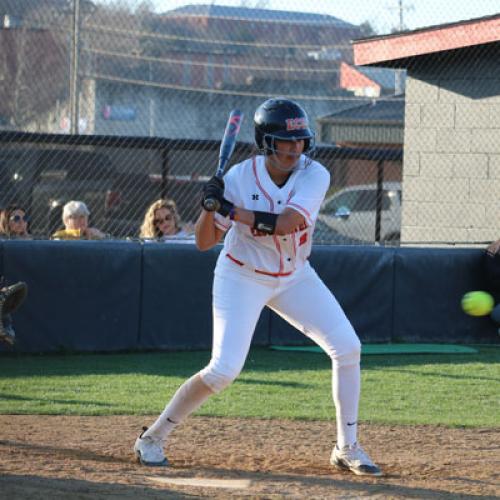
285;117;308;131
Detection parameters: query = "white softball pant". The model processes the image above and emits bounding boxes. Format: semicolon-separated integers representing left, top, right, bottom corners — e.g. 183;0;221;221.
200;257;361;393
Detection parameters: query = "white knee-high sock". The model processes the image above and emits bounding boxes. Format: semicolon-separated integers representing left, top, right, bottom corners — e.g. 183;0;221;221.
143;373;214;442
332;361;360;448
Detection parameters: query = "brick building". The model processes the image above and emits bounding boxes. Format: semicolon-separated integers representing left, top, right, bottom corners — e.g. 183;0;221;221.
2;3;373;140
152;4;360;91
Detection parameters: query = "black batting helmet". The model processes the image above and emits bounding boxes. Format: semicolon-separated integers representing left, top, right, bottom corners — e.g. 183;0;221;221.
254;98;315;155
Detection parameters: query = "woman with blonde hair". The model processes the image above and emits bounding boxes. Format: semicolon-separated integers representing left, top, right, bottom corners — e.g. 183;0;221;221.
140;199;192;241
0;205;32;239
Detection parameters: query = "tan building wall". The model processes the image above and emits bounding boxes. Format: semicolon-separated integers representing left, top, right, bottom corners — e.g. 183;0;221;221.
401;47;500;244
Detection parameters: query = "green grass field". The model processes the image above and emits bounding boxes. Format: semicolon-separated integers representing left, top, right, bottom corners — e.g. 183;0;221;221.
0;347;498;427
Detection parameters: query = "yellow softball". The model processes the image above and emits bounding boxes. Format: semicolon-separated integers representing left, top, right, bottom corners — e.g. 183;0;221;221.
461;291;494;317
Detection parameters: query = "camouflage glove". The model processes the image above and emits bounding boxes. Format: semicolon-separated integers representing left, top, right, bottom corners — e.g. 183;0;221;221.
0;281;28;346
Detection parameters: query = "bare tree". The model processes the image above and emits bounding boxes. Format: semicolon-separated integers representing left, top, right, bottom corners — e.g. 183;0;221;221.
358;20;378;37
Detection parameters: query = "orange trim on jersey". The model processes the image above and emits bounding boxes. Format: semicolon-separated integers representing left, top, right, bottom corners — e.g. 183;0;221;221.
287;201;312;224
214;219;231;231
226;253;293;277
226;253;244;266
273;235;285;273
255;269;293;278
252;157;274;211
292;232;298;258
252;156;286;273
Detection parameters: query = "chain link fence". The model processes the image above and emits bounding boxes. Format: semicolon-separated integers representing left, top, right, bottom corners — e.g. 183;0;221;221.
0;0;498;244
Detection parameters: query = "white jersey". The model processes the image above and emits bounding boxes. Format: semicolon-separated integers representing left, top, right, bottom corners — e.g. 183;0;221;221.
214;154;330;276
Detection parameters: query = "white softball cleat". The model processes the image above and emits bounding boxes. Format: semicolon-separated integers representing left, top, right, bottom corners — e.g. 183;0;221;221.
133;427;168;466
330;442;382;476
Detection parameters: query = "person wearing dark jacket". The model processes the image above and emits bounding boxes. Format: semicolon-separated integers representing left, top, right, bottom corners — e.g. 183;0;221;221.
485;240;500;328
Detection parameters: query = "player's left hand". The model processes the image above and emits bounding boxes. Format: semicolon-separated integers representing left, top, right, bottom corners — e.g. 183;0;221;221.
217;198;233;217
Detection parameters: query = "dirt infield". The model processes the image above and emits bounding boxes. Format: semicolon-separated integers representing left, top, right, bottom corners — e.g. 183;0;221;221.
0;415;498;499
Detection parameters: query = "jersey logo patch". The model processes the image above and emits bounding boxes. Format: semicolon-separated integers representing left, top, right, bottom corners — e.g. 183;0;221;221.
299;232;308;246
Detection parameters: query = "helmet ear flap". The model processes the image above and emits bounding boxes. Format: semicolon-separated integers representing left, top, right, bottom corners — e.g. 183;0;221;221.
255;129;263;149
303;135;316;155
263;134;275;155
255;130;275;155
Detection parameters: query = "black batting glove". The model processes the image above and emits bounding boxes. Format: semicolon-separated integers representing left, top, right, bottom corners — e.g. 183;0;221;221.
203;176;224;196
201;185;223;211
217;198;234;218
201;190;233;216
201;176;226;212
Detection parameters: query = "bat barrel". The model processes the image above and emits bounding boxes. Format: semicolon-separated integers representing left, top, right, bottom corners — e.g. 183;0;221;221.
202;109;243;213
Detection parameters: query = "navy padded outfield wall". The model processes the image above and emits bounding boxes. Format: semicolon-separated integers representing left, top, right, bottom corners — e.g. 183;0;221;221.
0;241;497;353
140;244;270;350
392;247;494;343
1;240;142;353
269;246;395;345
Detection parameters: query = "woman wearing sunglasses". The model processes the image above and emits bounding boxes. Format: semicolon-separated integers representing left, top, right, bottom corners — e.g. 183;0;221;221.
140;199;193;241
0;205;32;239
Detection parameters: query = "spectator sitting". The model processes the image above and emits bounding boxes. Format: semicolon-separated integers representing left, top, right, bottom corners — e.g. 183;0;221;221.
485;240;500;285
139;199;193;242
0;205;32;239
52;201;106;240
485;239;500;330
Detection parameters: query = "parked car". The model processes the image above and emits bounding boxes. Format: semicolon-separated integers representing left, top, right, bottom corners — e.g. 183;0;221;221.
318;182;402;245
313;218;370;245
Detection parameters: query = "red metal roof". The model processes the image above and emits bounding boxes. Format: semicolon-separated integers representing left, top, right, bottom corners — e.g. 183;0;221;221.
353;14;500;67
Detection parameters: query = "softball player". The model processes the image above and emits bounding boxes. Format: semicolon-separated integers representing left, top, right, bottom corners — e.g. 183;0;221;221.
134;98;382;477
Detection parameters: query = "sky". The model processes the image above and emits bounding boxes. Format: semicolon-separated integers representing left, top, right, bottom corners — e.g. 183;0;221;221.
147;0;499;33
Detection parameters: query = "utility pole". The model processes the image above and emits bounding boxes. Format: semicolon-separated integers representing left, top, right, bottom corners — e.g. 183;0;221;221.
395;0;405;95
12;25;28;127
148;61;155;137
69;0;81;134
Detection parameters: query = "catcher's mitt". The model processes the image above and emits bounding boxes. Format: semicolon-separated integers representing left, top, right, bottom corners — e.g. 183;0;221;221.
0;281;28;346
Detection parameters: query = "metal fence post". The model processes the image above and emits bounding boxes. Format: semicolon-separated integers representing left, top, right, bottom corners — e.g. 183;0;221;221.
69;0;81;135
375;159;384;243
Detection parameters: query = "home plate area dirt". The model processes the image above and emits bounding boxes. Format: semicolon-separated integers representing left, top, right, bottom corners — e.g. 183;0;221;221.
0;415;498;499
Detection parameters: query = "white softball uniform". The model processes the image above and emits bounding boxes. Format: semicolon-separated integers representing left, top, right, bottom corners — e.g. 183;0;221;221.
213;154;327;276
200;155;361;397
146;154;363;451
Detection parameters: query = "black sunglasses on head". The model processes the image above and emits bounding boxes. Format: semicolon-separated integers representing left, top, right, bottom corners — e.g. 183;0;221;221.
10;214;29;222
